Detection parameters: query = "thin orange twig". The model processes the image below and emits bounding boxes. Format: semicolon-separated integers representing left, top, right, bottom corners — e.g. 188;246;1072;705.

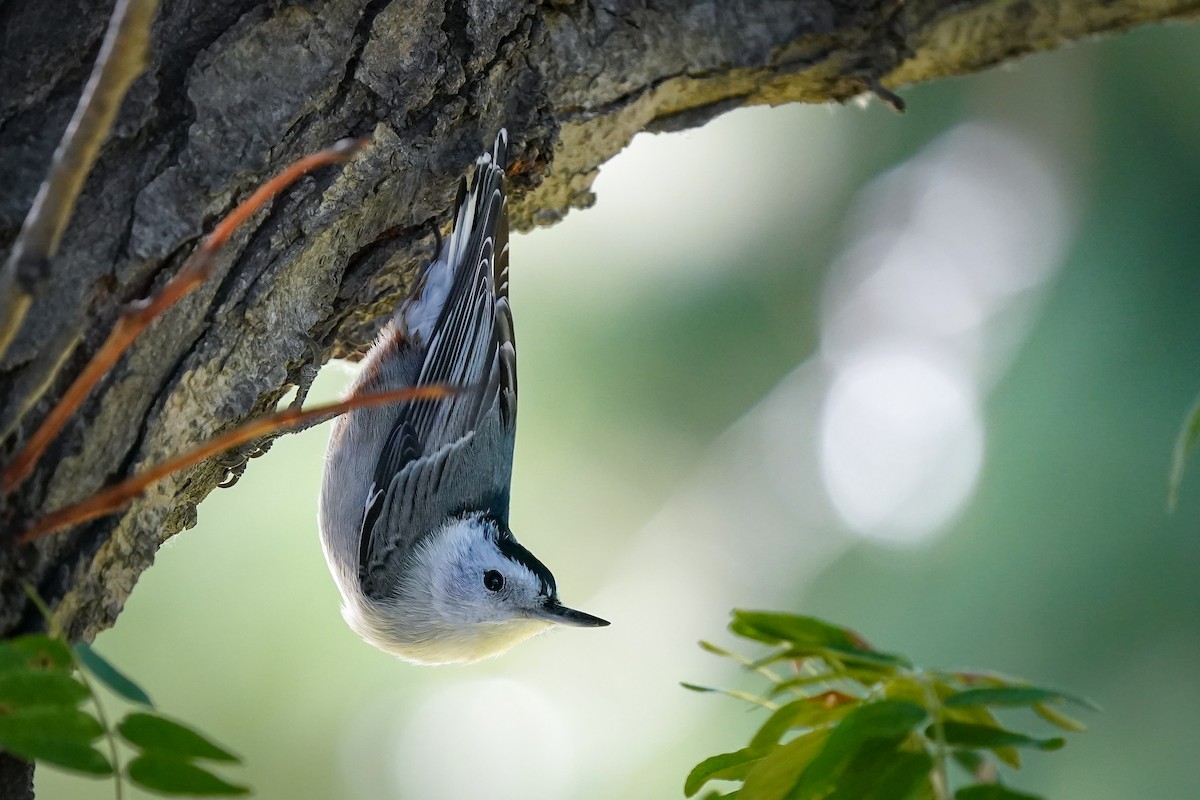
1;138;368;493
19;383;456;542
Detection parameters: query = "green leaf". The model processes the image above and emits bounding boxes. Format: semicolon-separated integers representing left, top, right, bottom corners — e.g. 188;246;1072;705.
750;699;852;753
680;683;777;711
940;706;1022;768
1;635;74;672
944;686;1098;712
790;700;927;799
0;669;89;706
1032;703;1086;733
682;682;720;693
127;754;249;796
1167;393;1200;510
936;722;1065;752
871;752;937;800
119;713;240;762
0;706;109;774
832;648;911;669
0;645;26;673
838;660;910;686
685;749;762;797
0;707;104;744
765;673;839;698
730;612;864;650
758;648;909;676
74;642;153;706
950;749;987;776
956;784;1043;800
0;736;112;776
699;640;758;661
826;742;936;800
750;702;809;753
740;730;829;800
731;612;911;671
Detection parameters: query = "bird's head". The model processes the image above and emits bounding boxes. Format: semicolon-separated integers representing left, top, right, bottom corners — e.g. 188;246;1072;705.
355;513;608;665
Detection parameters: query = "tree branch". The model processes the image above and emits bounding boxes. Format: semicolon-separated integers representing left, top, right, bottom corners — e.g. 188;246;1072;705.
0;0;1195;654
0;0;160;363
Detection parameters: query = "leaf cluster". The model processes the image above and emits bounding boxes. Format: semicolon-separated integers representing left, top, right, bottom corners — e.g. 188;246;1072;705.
684;611;1096;800
0;633;249;796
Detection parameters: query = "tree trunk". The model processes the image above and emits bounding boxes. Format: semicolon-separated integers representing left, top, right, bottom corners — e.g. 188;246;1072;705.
0;1;1196;789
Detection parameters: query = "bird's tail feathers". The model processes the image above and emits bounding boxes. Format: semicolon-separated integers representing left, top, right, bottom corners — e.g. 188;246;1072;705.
400;130;509;344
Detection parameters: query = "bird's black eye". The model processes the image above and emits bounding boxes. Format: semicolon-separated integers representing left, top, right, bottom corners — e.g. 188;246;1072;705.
483;570;504;592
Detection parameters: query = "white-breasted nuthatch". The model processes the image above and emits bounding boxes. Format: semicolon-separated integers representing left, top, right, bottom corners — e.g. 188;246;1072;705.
318;130;609;664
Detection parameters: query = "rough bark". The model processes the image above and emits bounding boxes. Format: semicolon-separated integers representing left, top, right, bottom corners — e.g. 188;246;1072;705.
1;0;1198;667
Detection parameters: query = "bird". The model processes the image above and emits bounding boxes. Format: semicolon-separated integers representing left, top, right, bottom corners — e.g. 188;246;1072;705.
318;130;609;665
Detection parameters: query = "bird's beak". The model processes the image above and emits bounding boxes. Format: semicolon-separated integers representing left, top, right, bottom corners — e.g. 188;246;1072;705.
537;599;610;628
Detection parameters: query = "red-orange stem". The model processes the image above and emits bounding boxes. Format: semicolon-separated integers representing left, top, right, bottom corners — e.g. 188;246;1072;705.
19;383;455;542
1;138;367;493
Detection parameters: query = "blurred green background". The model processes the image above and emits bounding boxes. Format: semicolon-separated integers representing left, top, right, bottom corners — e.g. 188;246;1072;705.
40;20;1200;800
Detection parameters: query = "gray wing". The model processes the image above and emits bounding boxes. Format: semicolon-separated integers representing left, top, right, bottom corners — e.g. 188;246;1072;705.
359;131;515;592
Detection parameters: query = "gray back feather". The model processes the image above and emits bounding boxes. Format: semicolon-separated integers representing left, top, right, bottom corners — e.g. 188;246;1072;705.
347;131;515;600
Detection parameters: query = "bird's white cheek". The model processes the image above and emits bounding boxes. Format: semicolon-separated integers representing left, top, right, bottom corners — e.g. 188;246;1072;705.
430;572;488;624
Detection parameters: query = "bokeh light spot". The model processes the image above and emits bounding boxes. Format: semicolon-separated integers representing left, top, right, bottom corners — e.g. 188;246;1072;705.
392;679;574;800
818;348;984;543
